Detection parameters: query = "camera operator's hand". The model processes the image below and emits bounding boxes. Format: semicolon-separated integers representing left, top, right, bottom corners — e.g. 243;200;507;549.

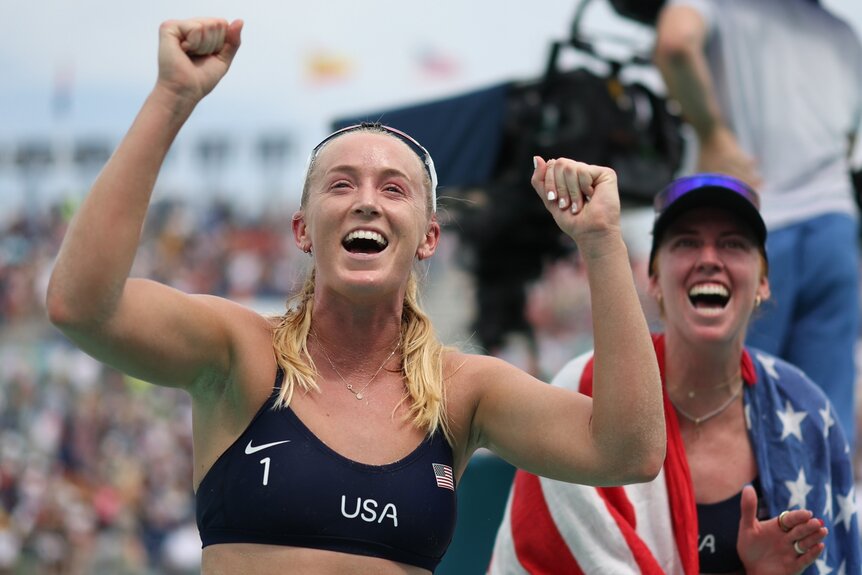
697;125;762;190
531;157;621;259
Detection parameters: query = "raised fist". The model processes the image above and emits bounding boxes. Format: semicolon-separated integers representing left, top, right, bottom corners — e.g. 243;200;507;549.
156;18;243;103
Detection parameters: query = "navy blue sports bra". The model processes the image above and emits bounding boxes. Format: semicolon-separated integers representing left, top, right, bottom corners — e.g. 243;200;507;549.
195;375;458;572
697;478;767;573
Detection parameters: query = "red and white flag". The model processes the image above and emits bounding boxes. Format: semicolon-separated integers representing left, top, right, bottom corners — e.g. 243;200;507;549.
489;345;699;575
489;335;860;574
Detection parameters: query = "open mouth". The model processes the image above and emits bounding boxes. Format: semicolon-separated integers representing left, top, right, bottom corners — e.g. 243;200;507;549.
688;283;730;314
342;230;388;254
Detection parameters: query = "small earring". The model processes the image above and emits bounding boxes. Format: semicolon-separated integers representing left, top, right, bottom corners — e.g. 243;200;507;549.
755;295;762;308
304;246;313;256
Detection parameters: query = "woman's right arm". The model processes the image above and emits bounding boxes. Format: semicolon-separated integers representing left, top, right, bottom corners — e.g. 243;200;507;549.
46;18;247;390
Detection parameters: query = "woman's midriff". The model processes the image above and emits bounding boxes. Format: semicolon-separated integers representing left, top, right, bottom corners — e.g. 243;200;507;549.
201;543;430;575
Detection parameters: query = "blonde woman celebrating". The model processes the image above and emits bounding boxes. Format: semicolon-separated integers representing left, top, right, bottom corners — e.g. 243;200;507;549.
47;18;665;574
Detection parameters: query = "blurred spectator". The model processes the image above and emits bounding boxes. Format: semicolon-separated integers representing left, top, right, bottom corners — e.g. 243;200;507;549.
0;198;301;573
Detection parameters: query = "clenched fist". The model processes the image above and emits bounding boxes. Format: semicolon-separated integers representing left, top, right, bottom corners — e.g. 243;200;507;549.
156;18;243;104
531;157;622;259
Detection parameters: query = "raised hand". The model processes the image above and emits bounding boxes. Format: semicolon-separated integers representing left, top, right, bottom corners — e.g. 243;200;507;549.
531;157;621;259
737;485;826;575
156;18;243;105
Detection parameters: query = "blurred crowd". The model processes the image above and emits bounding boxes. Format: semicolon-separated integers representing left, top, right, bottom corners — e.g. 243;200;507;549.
0;198;860;574
0;199;303;574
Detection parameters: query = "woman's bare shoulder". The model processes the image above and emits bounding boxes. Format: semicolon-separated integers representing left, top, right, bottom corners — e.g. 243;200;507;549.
441;350;527;416
194;293;275;325
442;349;518;382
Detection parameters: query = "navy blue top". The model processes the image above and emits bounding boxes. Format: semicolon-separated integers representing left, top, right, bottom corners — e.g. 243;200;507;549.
696;478;766;573
195;374;458;572
697;490;745;573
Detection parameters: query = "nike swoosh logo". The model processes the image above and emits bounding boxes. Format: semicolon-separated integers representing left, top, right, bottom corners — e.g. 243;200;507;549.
244;439;291;455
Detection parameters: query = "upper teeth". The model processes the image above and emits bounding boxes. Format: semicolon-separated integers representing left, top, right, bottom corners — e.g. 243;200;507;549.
689;283;729;297
345;230;386;246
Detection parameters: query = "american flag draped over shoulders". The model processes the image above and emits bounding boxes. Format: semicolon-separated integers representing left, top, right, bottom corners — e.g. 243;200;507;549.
489;335;860;574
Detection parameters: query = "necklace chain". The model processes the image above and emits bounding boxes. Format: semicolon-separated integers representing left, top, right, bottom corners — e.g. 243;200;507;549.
312;331;401;400
670;382;743;425
679;370;741;399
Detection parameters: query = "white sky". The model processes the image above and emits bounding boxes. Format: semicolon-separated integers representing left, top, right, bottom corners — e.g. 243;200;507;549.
3;1;610;136
2;0;861;213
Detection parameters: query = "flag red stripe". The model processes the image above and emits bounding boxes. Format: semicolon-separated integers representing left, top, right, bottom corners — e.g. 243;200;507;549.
510;471;585;574
594;487;668;573
577;359;667;573
579;340;698;574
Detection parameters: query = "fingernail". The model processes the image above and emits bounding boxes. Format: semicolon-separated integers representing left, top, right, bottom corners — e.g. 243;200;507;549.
547;191;557;201
533;156;538;169
571;203;578;214
818;518;824;526
558;198;566;209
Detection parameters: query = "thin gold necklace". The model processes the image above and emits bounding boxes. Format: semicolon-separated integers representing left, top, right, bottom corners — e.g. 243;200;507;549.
679;370;741;399
670;382;743;425
312;331;401;400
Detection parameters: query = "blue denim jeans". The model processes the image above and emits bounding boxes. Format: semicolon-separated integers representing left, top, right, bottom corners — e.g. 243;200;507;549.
746;213;860;449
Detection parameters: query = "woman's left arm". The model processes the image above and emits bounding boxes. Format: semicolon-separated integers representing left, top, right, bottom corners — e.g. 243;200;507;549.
467;158;665;485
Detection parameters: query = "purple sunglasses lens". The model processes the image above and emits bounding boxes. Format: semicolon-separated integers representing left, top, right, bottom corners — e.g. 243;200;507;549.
655;174;759;212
